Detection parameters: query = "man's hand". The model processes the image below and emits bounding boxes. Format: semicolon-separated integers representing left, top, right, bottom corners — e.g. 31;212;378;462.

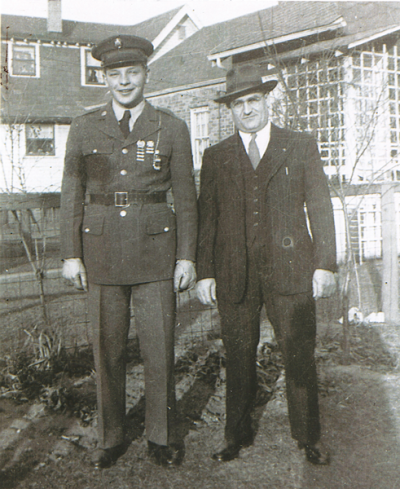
313;269;336;299
174;260;196;292
62;258;88;291
196;278;217;306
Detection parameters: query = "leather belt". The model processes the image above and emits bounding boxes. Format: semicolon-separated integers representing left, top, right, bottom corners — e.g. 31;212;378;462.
88;191;167;206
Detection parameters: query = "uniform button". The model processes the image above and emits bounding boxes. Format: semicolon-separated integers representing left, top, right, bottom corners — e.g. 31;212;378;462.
122;148;128;154
254;198;258;202
253;211;259;215
84;227;90;233
254;186;258;190
120;169;127;175
254;223;259;227
120;210;127;217
92;149;97;154
164;227;169;232
101;111;107;116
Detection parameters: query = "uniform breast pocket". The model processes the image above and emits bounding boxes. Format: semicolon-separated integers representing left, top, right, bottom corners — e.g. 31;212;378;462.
83;141;114;183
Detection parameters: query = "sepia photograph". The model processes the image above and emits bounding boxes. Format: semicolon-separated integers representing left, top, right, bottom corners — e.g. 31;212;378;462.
1;1;400;487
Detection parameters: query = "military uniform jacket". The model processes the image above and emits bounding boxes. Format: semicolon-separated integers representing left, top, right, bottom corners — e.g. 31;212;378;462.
60;101;198;285
197;123;337;303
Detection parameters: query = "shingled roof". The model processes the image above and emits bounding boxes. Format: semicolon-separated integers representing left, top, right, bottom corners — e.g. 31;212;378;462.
1;7;183;45
146;1;400;95
208;2;343;58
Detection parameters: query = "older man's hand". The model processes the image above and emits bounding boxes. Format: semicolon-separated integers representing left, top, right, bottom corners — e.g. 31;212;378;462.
196;278;217;306
174;260;196;292
62;258;88;291
313;269;336;299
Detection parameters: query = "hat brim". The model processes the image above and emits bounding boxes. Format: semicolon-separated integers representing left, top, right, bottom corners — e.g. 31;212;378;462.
215;79;278;105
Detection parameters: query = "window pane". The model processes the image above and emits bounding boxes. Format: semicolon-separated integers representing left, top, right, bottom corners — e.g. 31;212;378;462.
26;124;55;156
13;45;36;76
85;50;105;85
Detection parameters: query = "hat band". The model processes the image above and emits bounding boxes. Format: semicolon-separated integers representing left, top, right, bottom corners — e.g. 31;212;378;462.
101;48;147;68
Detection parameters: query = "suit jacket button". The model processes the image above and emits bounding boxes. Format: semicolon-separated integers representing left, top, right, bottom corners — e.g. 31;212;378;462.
120;210;127;217
120;169;127;175
84;227;90;233
164;226;169;232
122;148;128;154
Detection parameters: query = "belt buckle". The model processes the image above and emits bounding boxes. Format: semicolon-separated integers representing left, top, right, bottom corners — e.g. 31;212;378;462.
115;192;128;207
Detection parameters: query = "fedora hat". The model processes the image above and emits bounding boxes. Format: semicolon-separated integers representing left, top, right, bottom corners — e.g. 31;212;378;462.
215;67;278;105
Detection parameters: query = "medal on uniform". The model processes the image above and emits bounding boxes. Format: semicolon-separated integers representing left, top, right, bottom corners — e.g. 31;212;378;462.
153;149;162;170
146;141;155;154
137;140;145;161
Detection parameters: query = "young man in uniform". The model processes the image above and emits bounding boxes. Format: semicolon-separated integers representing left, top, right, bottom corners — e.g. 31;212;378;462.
61;35;197;468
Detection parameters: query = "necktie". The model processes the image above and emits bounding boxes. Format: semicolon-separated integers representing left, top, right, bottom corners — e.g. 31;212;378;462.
119;110;131;138
248;133;261;170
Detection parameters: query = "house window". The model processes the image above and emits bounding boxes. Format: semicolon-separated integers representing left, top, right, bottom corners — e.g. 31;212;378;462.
10;43;40;77
190;107;209;170
358;198;382;262
26;124;55;156
81;47;105;86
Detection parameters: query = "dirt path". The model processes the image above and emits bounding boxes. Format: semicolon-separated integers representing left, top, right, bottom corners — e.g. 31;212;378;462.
2;319;400;488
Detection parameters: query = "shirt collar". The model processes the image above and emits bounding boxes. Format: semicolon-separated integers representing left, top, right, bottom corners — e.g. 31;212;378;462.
112;99;146;127
239;121;271;155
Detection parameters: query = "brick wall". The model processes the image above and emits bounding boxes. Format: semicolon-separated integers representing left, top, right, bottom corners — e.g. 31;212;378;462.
147;83;234;146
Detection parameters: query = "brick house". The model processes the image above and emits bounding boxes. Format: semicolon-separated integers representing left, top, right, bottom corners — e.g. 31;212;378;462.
144;1;400;262
0;2;201;192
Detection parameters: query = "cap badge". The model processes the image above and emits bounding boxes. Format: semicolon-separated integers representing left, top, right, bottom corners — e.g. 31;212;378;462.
115;38;122;49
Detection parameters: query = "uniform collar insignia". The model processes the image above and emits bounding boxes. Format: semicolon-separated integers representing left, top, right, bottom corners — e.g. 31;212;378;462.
115;38;122;49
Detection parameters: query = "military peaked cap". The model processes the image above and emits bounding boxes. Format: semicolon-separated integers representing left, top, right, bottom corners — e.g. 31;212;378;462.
92;35;154;69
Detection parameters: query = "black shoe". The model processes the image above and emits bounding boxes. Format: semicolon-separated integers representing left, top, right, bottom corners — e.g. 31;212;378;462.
299;442;330;465
212;443;241;462
212;432;254;463
148;441;185;467
90;443;127;469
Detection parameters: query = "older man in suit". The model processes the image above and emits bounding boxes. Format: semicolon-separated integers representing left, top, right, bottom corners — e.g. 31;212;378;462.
60;35;197;468
196;67;337;464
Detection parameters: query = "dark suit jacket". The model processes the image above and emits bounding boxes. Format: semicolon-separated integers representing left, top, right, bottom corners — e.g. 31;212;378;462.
197;123;337;303
60;101;197;285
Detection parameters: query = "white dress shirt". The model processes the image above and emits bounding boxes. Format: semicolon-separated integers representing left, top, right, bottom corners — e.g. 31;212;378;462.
112;99;145;131
239;121;271;159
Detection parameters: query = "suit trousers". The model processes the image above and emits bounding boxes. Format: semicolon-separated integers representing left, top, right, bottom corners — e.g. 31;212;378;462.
217;245;320;447
88;279;177;449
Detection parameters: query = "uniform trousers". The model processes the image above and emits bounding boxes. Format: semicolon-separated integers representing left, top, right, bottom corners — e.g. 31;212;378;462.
88;279;177;449
217;244;320;447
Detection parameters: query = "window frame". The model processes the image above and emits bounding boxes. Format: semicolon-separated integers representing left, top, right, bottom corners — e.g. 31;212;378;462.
190;107;210;170
9;42;40;78
25;123;56;157
80;47;106;87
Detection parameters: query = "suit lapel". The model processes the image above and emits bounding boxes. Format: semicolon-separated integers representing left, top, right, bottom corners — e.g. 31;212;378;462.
126;102;161;145
222;133;246;195
95;101;125;142
261;123;290;189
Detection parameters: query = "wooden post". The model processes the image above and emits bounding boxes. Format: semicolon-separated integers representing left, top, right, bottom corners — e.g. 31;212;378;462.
381;183;399;323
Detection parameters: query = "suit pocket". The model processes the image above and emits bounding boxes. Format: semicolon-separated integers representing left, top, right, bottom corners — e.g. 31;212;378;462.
146;210;176;235
82;214;104;236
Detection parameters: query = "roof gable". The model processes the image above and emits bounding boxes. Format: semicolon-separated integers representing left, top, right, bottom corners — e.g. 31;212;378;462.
0;5;199;50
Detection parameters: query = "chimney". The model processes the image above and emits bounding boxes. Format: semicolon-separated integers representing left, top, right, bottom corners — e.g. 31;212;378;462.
48;0;62;33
